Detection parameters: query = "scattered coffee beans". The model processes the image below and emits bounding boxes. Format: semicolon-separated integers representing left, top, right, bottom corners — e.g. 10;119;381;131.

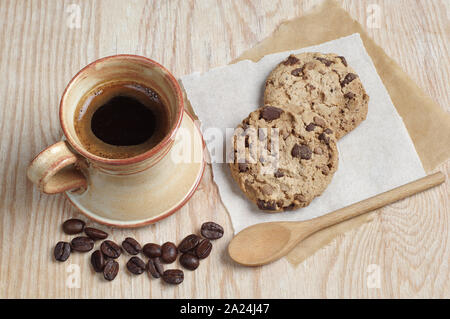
71;236;94;252
100;240;121;259
162;269;184;285
178;234;201;253
161;242;177;263
143;243;162;258
147;257;164;278
91;250;105;272
179;253;199;271
103;259;119;281
126;256;146;275
55;218;224;285
62;219;85;235
122;237;141;255
54;241;71;262
201;222;224;239
195;239;212;259
84;227;108;240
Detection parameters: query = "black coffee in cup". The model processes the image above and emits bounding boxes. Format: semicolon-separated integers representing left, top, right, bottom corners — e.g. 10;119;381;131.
74;82;170;159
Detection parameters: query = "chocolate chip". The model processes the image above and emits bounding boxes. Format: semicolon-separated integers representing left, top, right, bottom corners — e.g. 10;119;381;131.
315;57;334;66
291;144;312;160
261;184;273;196
344;92;355;99
274;170;284;178
324;128;333;134
291;67;304;77
337;56;348;66
284;203;296;210
313;116;327;127
238;163;249;172
340;73;358;87
305;123;316;131
321;165;330;175
256;199;277;211
319;133;330;145
260;106;283;121
283;55;299;65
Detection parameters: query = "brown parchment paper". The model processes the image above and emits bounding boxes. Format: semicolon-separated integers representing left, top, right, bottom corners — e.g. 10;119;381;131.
229;0;450;265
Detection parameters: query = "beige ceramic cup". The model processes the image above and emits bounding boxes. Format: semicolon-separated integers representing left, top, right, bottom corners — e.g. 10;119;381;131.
27;55;205;227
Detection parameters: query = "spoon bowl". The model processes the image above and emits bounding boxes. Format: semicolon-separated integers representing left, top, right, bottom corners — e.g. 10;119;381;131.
228;222;297;266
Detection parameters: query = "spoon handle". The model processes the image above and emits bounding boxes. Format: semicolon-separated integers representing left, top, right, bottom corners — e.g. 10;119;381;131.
305;172;445;231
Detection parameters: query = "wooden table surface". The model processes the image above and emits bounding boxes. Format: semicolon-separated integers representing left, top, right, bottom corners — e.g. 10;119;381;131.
0;0;448;299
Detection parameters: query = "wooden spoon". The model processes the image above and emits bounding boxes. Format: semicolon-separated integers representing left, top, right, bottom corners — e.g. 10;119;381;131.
228;172;445;266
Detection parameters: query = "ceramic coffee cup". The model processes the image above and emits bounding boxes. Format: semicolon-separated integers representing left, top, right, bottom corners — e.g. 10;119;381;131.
27;55;205;227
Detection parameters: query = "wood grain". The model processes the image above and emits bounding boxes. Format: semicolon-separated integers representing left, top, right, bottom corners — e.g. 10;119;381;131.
0;0;448;298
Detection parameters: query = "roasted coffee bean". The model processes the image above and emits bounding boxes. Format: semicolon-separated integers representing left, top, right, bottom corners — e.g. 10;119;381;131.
54;241;71;262
147;257;164;278
195;239;212;259
126;256;146;275
161;242;178;263
62;218;85;235
142;243;161;258
162;269;184;285
178;234;201;253
260;106;283;121
103;259;119;281
100;240;121;259
180;253;199;270
122;237;141;255
84;227;108;240
90;250;105;272
201;222;224;239
71;236;94;252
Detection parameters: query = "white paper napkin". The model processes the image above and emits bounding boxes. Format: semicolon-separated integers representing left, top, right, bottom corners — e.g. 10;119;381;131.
181;34;426;234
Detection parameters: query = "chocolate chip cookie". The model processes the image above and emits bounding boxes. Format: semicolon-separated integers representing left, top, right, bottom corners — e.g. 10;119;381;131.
229;105;339;212
264;52;369;139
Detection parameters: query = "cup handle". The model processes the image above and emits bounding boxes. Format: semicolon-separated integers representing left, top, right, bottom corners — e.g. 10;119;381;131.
27;141;87;194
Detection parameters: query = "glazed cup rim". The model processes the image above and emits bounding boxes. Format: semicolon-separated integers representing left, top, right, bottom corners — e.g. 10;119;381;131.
59;54;184;165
